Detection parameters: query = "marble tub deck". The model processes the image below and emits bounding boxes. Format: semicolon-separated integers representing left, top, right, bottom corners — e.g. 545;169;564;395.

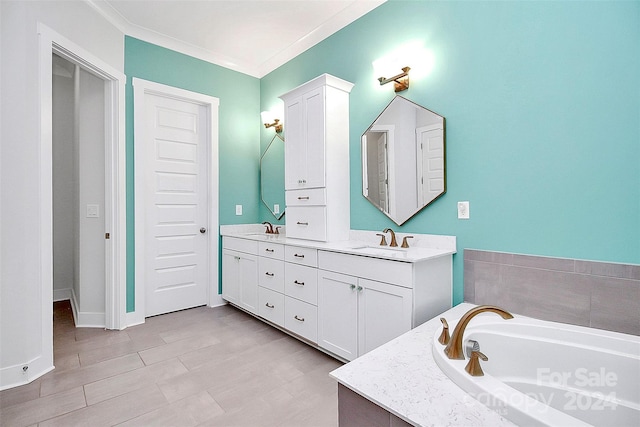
330;303;515;427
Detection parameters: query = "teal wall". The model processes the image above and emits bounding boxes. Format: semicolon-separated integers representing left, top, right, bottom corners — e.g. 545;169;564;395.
260;0;640;304
125;37;261;311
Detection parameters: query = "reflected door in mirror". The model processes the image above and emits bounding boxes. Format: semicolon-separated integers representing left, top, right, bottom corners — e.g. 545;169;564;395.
361;96;445;225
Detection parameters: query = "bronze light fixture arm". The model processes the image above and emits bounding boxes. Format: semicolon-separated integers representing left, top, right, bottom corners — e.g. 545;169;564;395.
378;66;411;92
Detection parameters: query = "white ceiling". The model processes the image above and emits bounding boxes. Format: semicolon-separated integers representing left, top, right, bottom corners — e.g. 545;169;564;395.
87;0;386;77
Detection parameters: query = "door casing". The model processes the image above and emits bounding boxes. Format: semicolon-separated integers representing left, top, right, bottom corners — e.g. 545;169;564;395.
131;78;222;326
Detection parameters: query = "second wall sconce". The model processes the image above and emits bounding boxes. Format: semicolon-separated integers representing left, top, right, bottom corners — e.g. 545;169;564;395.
378;66;411;92
261;111;283;133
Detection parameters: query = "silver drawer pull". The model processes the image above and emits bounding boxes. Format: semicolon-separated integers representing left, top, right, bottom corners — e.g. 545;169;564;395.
296;221;309;226
294;254;305;258
265;302;274;309
265;248;274;253
294;315;305;322
294;280;305;286
297;196;310;200
265;272;274;277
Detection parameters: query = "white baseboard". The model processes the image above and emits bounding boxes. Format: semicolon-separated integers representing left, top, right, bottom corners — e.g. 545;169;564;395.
53;288;72;302
0;354;54;391
70;288;105;328
126;310;145;328
209;293;226;307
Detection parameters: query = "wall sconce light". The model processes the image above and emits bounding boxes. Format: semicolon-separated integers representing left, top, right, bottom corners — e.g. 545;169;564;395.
261;111;283;133
377;66;411;92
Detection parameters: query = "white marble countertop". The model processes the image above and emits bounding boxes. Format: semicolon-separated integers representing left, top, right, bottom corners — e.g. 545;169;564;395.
329;303;516;427
220;224;456;263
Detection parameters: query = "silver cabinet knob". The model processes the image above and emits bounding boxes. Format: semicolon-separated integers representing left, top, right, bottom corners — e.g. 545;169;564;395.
200;227;206;234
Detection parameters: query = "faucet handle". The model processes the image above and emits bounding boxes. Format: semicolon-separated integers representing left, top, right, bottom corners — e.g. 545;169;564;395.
438;318;450;345
401;236;414;248
465;350;488;377
376;233;388;246
274;226;281;235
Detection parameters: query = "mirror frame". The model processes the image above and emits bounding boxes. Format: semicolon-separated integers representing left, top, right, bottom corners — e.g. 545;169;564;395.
260;133;286;220
361;96;446;225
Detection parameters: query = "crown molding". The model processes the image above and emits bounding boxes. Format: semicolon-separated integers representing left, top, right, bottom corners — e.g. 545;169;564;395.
85;0;385;78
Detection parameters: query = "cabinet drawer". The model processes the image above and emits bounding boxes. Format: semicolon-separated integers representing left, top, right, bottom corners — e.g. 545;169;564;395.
286;188;326;206
258;257;285;293
259;241;284;260
285;263;318;305
286;206;326;241
285;296;318;344
223;236;258;255
284;245;318;267
258;287;285;327
318;250;413;288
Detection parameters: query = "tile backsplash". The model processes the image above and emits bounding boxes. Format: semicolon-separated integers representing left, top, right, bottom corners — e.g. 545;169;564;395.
464;249;640;336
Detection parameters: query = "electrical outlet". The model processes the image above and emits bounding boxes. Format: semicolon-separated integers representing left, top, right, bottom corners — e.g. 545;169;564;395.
458;201;470;219
273;204;280;214
235;204;242;215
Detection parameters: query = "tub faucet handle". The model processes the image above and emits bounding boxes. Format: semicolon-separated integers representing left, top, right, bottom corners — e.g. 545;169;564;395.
465;350;488;377
438;318;450;345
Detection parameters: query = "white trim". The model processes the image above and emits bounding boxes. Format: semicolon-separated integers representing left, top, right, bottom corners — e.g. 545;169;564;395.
0;356;55;392
70;288;106;328
53;288;72;302
38;23;126;333
84;0;385;78
132;78;219;326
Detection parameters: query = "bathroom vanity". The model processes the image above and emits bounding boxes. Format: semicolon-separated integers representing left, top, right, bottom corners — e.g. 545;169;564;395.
221;227;456;362
223;73;455;361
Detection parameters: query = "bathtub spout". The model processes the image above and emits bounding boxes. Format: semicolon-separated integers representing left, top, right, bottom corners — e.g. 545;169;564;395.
444;305;514;360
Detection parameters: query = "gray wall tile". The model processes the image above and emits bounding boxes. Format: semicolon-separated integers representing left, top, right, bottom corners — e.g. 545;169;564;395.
575;260;640;280
463;249;639;336
512;254;575;272
590;278;640;335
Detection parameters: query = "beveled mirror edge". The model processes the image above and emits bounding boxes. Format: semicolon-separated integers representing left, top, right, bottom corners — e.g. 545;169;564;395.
260;133;286;220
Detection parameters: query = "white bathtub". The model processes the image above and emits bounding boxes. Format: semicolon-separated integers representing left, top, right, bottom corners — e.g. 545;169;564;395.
432;312;640;427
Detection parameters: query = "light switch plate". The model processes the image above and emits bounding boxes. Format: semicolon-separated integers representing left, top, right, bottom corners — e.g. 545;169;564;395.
235;204;242;215
457;201;470;219
86;204;99;218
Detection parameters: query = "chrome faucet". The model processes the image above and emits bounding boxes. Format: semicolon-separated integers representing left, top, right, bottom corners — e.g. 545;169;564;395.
262;221;274;234
443;305;513;360
383;228;398;247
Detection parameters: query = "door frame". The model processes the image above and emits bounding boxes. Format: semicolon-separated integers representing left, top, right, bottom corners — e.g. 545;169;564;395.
131;78;221;326
38;23;127;332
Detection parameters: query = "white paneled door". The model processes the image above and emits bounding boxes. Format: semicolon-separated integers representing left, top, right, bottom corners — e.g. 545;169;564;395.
143;93;209;317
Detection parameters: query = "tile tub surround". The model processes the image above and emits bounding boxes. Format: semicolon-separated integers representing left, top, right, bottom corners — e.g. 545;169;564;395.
330;303;516;427
464;249;640;336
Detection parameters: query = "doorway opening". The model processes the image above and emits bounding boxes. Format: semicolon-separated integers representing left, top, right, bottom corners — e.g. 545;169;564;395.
52;53;108;327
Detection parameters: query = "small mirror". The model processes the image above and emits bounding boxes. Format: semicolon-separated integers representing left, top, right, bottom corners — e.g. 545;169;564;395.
362;96;445;225
260;133;286;219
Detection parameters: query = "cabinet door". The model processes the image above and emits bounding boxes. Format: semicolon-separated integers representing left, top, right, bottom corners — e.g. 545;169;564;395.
318;270;358;361
238;253;259;314
284;95;305;189
303;87;325;188
357;278;412;356
221;250;240;304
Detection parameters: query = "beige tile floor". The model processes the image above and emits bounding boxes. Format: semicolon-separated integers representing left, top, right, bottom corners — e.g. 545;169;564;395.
0;301;343;426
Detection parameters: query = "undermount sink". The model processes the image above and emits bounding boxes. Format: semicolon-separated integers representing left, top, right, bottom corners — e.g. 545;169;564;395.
349;245;408;256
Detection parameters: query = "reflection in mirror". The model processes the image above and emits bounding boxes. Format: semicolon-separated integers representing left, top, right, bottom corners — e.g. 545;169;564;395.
362;96;445;225
260;133;286;220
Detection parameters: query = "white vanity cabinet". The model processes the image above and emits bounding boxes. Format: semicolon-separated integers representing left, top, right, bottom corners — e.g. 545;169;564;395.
280;74;354;242
318;270;412;361
317;250;451;361
221;230;454;363
221;237;259;314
